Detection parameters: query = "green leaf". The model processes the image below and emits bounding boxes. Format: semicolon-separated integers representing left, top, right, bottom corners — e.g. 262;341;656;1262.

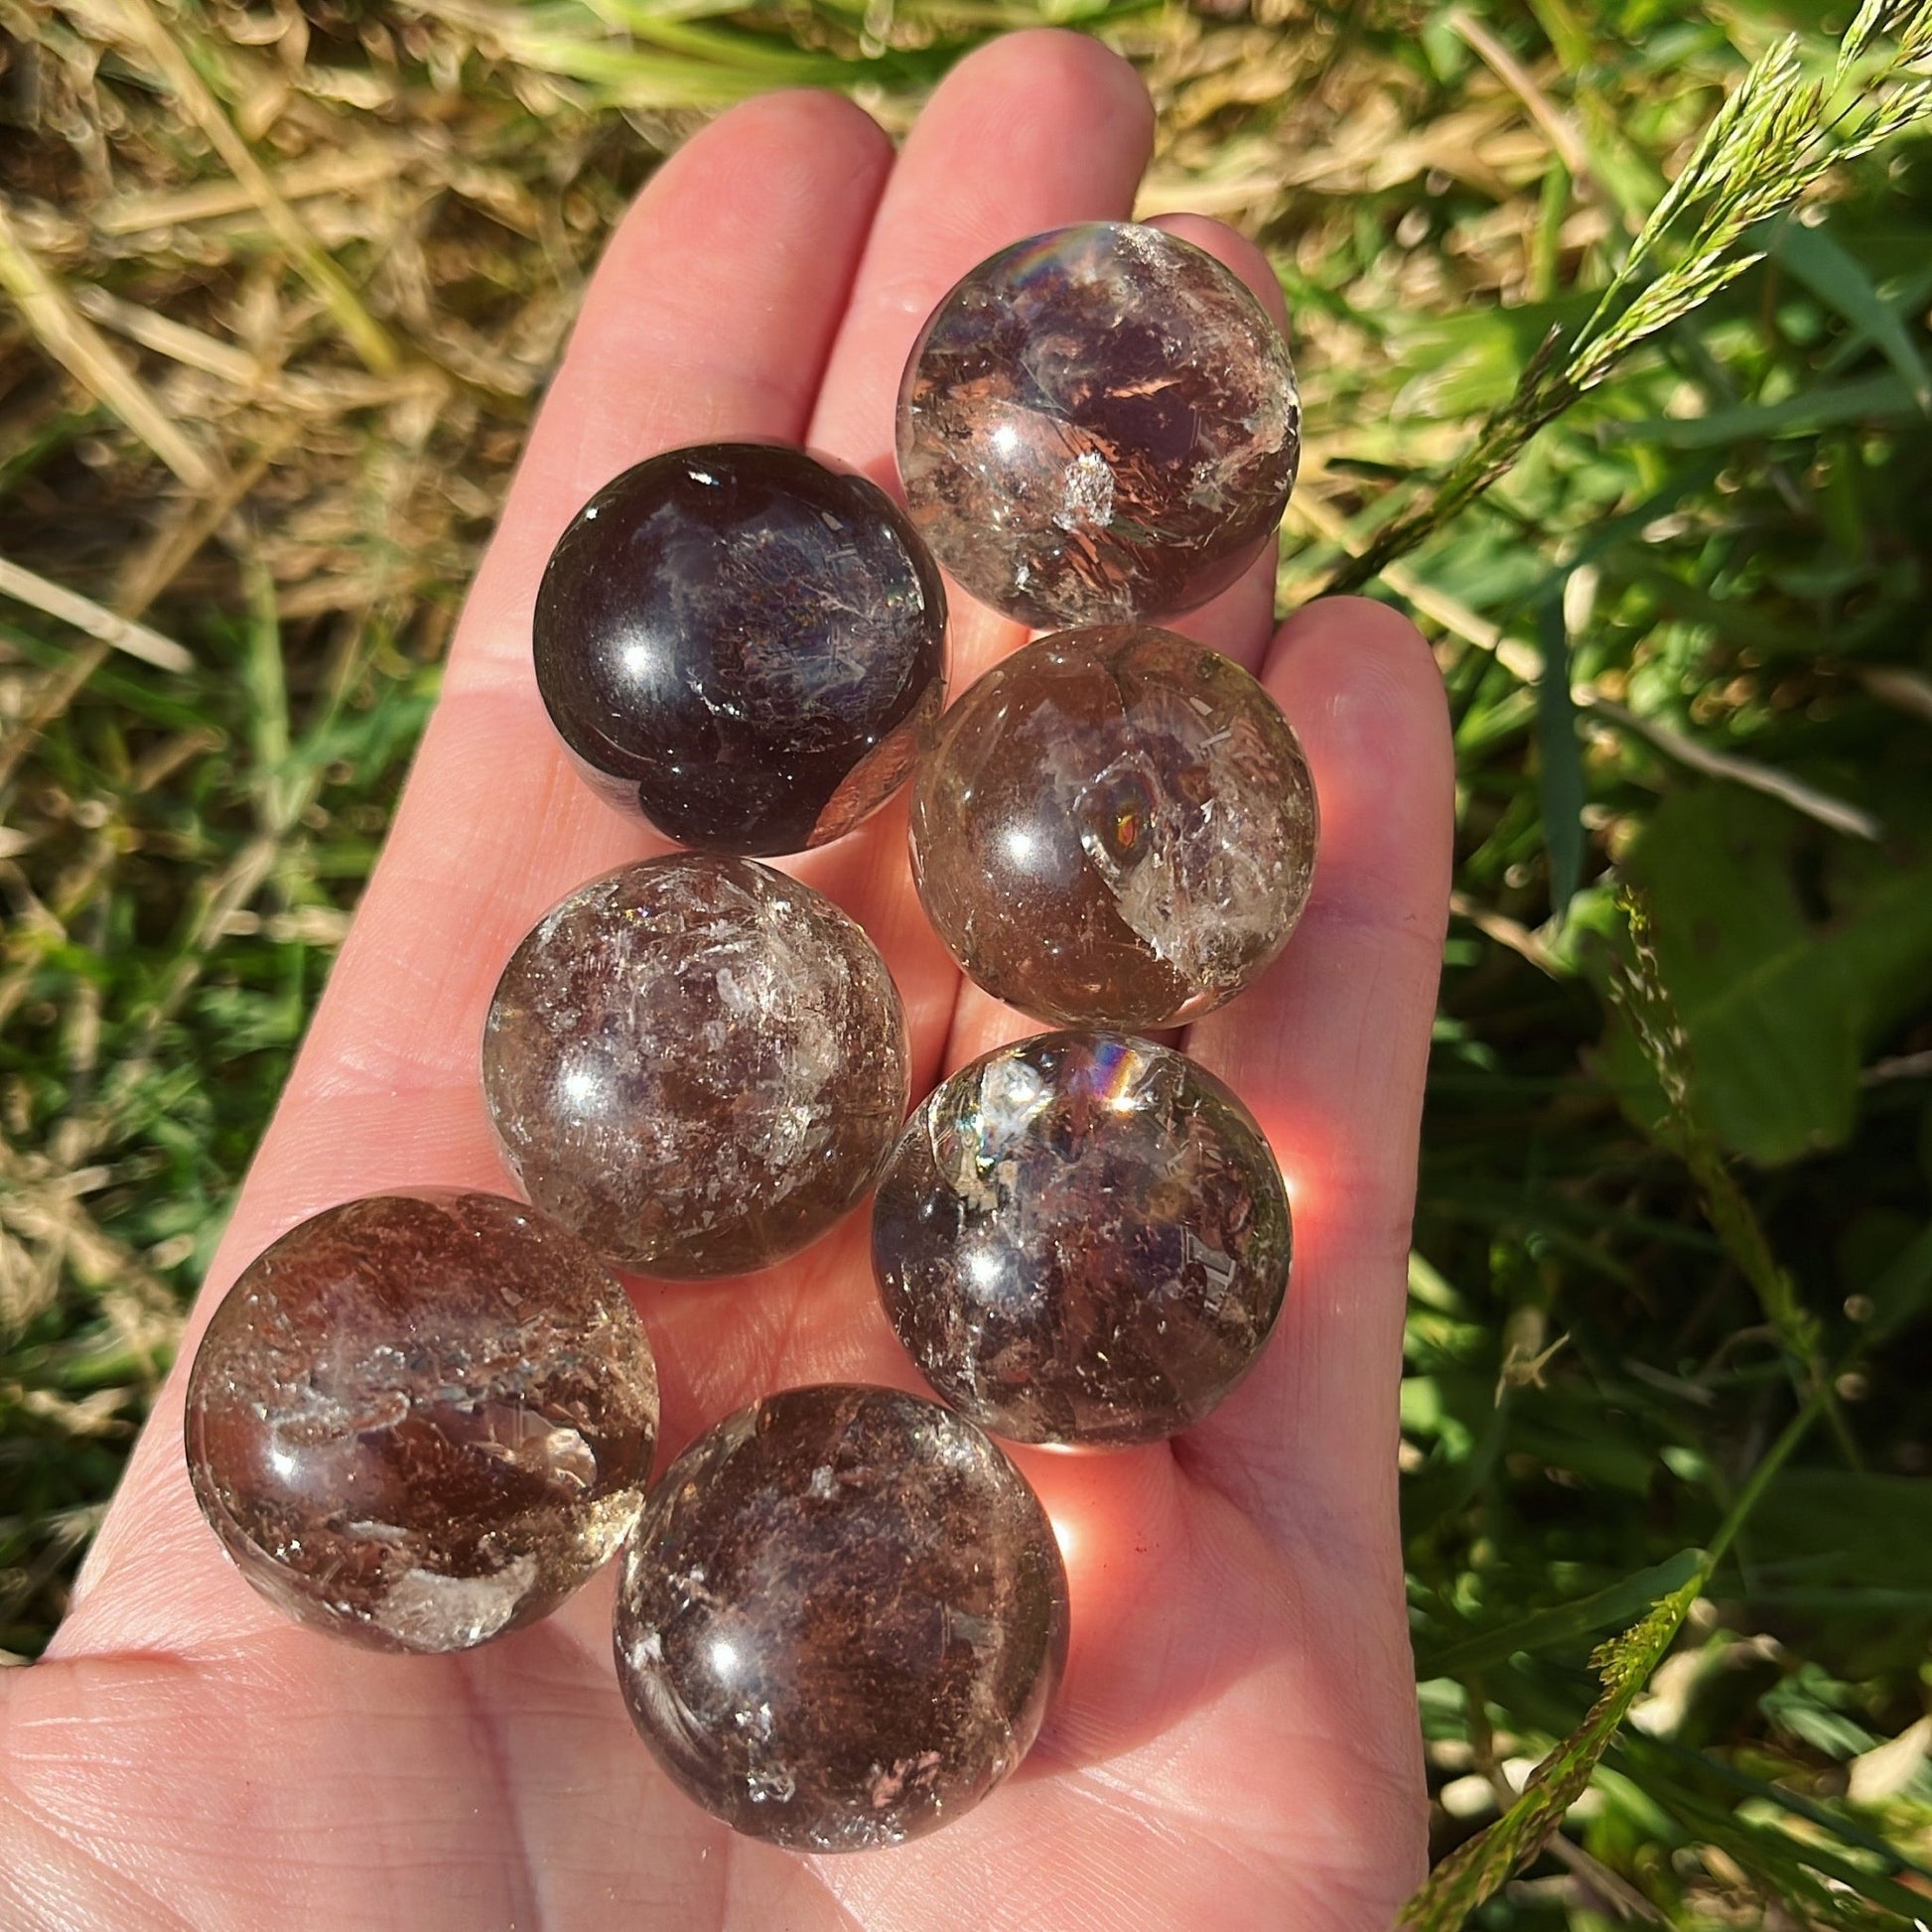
1416;1549;1708;1680
1615;1734;1932;1925
1747;1469;1932;1598
1774;216;1932;413
1864;1219;1932;1343
1534;594;1585;923
1595;788;1932;1164
1397;1564;1709;1929
1821;258;1932;375
1761;1666;1880;1759
1629;1728;1932;1886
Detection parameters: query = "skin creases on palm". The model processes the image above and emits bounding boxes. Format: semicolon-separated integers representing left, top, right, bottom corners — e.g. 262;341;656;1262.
0;30;1452;1932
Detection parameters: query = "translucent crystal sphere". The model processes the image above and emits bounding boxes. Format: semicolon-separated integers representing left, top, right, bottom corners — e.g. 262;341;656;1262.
874;1032;1292;1446
897;222;1300;627
614;1384;1067;1849
535;442;946;855
483;855;909;1277
909;625;1317;1029
185;1189;659;1652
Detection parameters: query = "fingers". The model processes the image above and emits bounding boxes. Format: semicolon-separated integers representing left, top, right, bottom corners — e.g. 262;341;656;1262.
783;31;1158;1096
619;34;1169;1424
808;29;1156;499
271;88;898;1174
452;92;897;693
812;28;1154;744
55;90;897;1656
1178;598;1453;1552
59;45;1174;1652
634;43;1284;1446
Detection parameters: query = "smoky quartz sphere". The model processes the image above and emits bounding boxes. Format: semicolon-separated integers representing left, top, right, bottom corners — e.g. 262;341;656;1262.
910;625;1318;1030
483;854;909;1278
534;443;947;855
897;222;1301;628
184;1190;659;1653
874;1034;1291;1447
615;1384;1067;1850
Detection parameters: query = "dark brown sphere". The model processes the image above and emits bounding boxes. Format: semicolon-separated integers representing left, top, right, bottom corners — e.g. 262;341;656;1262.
897;223;1300;628
614;1384;1067;1850
184;1190;659;1652
482;855;909;1278
874;1033;1292;1446
534;442;946;855
909;625;1318;1030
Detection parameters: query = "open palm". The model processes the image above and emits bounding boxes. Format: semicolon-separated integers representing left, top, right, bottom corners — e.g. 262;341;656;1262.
0;34;1451;1931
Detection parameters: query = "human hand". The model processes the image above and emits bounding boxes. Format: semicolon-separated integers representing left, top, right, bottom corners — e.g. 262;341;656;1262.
0;32;1452;1930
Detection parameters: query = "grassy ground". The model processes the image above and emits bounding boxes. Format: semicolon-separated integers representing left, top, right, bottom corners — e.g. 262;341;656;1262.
2;1;1930;1924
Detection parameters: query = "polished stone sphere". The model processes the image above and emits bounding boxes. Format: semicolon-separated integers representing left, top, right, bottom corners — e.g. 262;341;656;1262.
874;1033;1291;1446
897;222;1300;628
909;625;1317;1030
614;1384;1067;1850
185;1189;659;1652
482;855;909;1278
535;442;946;855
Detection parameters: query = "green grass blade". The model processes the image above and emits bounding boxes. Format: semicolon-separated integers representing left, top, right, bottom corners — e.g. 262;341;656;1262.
1774;216;1932;412
1415;1549;1707;1680
1611;371;1917;447
1532;592;1584;923
1625;1732;1932;1890
1323;0;1932;597
1613;1739;1932;1924
1864;1220;1932;1342
1396;1564;1709;1929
